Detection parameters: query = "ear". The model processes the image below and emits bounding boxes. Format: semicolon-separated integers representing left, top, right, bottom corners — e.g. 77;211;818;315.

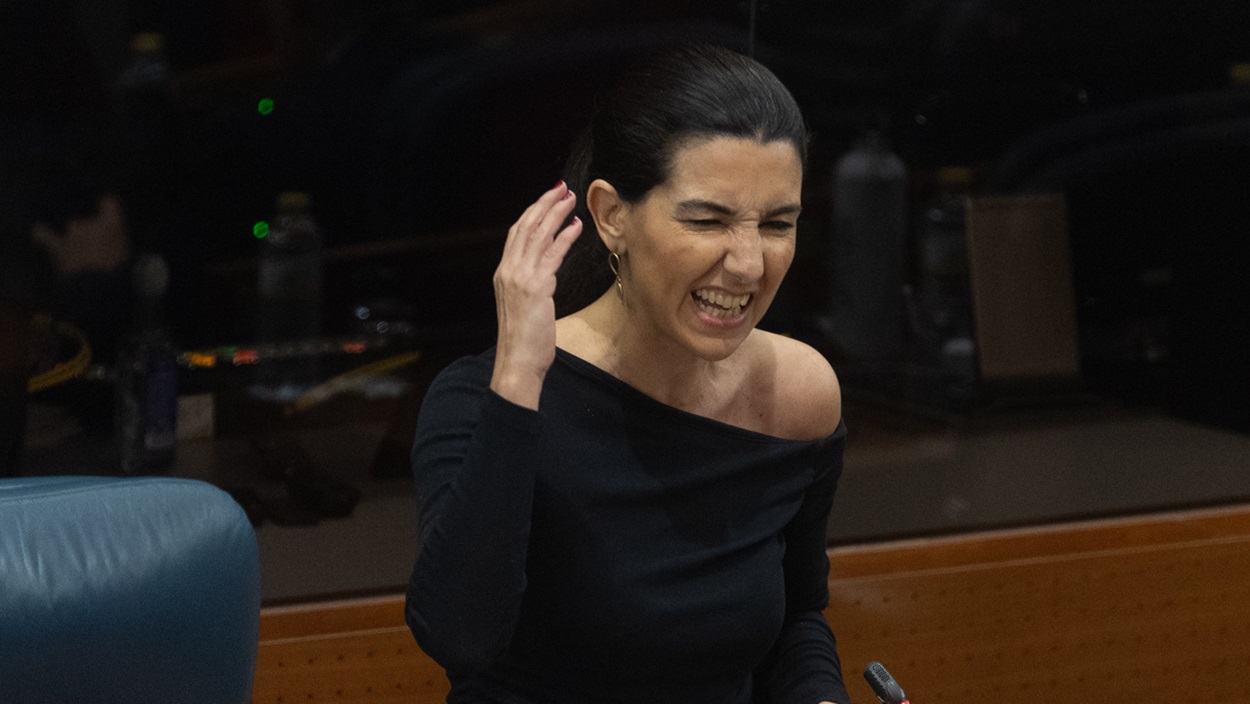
586;179;629;255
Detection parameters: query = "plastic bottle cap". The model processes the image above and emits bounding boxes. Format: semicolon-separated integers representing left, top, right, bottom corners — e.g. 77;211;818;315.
276;191;312;212
131;33;164;54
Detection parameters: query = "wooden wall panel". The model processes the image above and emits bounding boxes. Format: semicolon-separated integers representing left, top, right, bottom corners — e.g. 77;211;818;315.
253;506;1250;704
826;506;1250;704
254;595;449;703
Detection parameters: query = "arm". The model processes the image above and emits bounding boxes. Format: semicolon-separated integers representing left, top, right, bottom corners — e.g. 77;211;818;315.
405;362;544;672
754;431;851;704
406;182;581;673
489;182;582;409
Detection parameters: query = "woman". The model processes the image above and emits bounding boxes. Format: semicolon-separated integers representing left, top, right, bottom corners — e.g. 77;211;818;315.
407;45;849;704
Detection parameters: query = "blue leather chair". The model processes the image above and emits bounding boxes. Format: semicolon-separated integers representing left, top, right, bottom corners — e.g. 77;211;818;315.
0;475;261;704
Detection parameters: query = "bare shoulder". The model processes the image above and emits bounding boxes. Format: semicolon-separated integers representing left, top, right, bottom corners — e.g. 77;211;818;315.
749;330;842;440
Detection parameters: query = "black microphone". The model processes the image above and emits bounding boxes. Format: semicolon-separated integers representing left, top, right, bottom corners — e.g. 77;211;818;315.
863;661;910;704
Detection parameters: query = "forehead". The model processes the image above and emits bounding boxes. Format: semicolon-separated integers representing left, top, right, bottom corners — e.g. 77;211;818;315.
658;136;803;203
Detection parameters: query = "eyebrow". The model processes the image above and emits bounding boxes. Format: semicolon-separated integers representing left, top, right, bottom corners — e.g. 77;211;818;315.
674;199;802;218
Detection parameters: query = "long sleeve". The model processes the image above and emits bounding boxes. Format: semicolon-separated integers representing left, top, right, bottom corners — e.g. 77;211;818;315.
754;430;850;704
406;350;852;703
405;356;543;673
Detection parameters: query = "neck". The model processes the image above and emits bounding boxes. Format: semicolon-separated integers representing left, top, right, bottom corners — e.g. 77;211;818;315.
564;293;735;408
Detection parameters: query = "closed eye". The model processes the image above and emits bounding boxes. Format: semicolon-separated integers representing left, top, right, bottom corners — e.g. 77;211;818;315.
762;220;797;233
682;219;724;228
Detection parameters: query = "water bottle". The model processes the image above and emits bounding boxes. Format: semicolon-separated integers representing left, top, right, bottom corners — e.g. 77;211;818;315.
113;32;176;254
828;132;910;363
253;191;323;402
116;254;177;474
113;33;174;136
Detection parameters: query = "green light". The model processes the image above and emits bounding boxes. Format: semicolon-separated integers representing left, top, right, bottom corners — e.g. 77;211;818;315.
253;221;270;239
257;98;275;116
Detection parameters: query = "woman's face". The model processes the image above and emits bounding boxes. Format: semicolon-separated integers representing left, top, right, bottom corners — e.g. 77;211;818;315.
615;136;803;362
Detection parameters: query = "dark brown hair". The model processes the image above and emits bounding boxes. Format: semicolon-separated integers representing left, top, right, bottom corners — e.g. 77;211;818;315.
555;44;809;315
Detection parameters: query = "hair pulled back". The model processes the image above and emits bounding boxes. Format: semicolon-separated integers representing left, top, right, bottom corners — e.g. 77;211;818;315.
555;44;809;315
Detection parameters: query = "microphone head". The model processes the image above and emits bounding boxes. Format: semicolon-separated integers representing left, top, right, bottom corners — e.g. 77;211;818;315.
863;661;908;704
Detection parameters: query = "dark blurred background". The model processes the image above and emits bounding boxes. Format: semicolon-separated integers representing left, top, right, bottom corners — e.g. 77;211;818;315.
3;0;1249;462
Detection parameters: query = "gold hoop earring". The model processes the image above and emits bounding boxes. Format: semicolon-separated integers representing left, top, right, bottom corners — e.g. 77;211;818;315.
608;251;624;302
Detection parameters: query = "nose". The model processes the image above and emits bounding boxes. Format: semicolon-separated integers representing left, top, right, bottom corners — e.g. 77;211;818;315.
723;228;765;284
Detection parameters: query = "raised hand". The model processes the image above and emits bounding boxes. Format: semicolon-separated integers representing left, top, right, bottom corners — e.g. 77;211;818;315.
489;181;583;410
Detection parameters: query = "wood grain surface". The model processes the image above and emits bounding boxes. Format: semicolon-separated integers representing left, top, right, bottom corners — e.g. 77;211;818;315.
254;504;1250;703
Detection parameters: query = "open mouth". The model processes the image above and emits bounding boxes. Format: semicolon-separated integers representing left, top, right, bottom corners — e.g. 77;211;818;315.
692;288;752;319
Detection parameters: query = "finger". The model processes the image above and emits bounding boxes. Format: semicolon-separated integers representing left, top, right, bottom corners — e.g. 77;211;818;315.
500;181;566;263
533;189;577;250
541;216;583;270
512;181;570;257
512;181;566;237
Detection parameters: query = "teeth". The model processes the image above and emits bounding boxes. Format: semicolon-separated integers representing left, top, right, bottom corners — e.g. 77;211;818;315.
693;289;751;317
